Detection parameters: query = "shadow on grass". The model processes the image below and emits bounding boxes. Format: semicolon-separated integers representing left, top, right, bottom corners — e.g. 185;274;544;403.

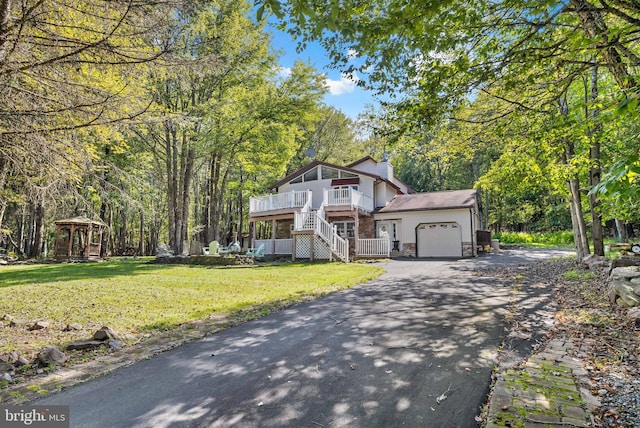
0;260;169;288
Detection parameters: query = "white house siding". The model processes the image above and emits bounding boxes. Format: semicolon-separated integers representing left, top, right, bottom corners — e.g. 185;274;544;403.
374;208;477;257
374;182;401;208
350;158;378;175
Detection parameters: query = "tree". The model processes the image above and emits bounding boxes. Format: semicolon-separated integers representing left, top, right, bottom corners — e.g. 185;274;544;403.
0;0;185;256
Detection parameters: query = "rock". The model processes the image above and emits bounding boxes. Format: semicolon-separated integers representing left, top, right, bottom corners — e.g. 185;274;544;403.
2;372;11;382
29;321;50;331
582;255;611;270
14;356;29;367
66;340;105;351
8;350;21;362
37;346;68;366
2;314;14;322
0;361;14;373
611;266;640;279
0;353;9;362
108;340;125;350
608;267;640;307
93;326;120;341
9;319;28;327
63;323;83;331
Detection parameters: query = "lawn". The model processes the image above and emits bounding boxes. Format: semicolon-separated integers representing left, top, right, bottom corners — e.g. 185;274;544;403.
0;260;384;355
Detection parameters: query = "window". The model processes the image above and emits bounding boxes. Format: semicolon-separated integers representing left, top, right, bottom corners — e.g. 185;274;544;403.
341;171;357;178
334;221;356;238
303;168;318;182
333;185;358;191
321;166;340;179
289;167;318;184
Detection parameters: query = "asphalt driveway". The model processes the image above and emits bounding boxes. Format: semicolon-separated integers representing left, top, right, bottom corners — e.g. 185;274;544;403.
36;250;572;427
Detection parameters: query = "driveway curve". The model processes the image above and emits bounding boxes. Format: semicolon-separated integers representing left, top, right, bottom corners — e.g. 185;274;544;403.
36;249;573;427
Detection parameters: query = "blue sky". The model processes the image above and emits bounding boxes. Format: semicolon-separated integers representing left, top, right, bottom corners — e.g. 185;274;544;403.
266;23;377;120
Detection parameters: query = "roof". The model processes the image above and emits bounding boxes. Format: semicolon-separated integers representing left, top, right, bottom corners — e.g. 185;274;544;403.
377;189;478;213
55;216;106;226
346;155;376;168
270;160;404;193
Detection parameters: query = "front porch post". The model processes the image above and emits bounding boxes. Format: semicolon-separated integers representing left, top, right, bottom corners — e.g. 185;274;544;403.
249;220;255;249
354;213;360;257
271;219;276;255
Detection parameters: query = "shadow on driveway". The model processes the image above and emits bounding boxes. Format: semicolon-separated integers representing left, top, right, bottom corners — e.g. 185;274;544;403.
36;250;569;427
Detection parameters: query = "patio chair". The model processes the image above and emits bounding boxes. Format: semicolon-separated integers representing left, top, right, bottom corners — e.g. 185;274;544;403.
246;243;265;259
203;241;220;256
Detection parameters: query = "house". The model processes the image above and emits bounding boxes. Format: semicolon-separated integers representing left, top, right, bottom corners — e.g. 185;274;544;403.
248;156;481;261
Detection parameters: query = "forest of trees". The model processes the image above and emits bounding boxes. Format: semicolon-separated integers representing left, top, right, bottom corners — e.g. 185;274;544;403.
1;0;639;259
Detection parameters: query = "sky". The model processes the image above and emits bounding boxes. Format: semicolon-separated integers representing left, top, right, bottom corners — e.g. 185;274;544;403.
266;22;377;120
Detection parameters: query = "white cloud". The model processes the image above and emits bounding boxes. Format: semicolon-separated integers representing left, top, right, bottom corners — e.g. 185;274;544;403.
325;72;359;96
347;48;359;60
276;67;292;79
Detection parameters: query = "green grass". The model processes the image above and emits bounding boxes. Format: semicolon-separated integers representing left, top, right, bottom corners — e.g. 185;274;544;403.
561;269;596;281
0;260;383;353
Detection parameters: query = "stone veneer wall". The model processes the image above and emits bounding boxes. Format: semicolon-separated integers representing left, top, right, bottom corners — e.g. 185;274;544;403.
462;242;474;257
403;243;416;257
276;219;294;239
358;216;375;239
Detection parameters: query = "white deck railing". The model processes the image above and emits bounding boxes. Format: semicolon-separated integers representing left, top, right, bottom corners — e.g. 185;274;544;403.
294;211;349;262
250;190;311;214
358;238;390;257
324;188;374;212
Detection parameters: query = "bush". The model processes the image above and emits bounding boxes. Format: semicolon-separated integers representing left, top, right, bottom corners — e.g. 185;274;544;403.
495;231;575;246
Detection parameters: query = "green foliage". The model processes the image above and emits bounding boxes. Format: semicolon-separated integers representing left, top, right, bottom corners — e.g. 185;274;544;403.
495;231;575;247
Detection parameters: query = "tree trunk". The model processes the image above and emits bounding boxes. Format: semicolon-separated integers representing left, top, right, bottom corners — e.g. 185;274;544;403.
0;0;10;62
165;121;179;254
138;210;145;256
567;177;590;260
119;209;127;255
559;96;590;260
28;199;44;258
615;219;628;242
587;65;604;256
571;0;637;92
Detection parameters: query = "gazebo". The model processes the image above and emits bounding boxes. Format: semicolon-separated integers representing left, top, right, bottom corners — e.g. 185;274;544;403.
54;216;106;261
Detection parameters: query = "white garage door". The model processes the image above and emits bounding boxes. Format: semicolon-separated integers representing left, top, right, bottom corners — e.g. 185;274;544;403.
417;222;462;257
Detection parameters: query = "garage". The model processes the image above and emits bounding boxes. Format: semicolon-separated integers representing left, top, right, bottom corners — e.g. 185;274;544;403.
374;189;481;258
417;222;462;257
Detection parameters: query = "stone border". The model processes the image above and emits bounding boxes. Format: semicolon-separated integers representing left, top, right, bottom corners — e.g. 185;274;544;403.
486;338;600;427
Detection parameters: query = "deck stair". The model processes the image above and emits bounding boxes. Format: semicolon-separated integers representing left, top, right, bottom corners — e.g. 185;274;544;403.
294;210;349;263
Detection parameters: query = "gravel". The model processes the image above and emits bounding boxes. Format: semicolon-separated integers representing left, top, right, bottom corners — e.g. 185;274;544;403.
476;255;640;428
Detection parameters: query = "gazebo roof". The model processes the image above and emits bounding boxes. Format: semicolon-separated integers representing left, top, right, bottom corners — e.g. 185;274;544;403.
54;216;106;226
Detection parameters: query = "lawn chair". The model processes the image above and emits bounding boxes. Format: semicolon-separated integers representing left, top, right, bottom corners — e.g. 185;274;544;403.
219;245;230;256
203;241;220;256
246;243;265;259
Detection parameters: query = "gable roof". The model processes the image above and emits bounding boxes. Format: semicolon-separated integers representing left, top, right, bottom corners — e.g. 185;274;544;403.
346;155;377;168
377;189;477;213
270;159;404;193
